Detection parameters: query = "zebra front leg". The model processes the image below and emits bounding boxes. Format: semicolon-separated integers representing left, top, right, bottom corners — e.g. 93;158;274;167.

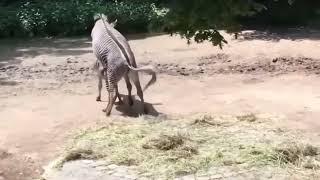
102;74;118;116
96;69;104;101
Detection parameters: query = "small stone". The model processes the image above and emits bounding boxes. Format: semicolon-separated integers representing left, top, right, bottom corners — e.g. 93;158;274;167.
108;164;118;170
96;166;109;171
107;170;115;175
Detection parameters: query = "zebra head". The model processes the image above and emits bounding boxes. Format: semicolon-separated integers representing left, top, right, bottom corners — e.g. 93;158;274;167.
93;13;117;28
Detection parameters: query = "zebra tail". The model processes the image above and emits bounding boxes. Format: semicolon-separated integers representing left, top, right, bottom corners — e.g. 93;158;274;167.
128;65;157;91
93;61;100;71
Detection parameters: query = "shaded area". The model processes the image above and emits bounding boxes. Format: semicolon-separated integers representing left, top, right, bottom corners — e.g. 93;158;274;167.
240;28;320;41
0;37;92;66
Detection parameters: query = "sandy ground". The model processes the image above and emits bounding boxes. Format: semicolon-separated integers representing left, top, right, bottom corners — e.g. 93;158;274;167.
1;29;320;179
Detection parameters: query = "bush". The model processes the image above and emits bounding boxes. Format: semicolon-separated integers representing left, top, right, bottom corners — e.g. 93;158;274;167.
0;0;167;38
0;6;25;38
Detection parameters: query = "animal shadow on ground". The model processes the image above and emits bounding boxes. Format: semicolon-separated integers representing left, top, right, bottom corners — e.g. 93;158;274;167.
114;94;163;117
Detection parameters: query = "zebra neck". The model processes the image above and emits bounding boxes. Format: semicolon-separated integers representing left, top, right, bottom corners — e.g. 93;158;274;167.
99;15;131;66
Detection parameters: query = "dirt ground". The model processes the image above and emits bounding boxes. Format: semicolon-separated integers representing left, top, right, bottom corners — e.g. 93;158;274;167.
1;29;320;179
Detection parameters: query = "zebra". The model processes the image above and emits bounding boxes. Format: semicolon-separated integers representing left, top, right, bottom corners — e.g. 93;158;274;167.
91;14;156;116
93;19;122;103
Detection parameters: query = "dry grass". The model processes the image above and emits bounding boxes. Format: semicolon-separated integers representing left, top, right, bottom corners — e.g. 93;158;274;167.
236;113;257;122
275;143;319;167
56;114;320;179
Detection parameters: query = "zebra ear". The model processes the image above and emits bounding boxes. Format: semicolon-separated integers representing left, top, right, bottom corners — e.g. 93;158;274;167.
110;19;118;27
101;14;108;22
93;13;100;22
93;13;108;22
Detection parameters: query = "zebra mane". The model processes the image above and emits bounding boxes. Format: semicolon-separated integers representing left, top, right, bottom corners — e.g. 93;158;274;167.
97;13;131;66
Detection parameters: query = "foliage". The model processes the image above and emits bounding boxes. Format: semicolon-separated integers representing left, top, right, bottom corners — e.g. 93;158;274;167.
0;0;166;37
163;0;320;47
0;5;23;37
241;0;320;27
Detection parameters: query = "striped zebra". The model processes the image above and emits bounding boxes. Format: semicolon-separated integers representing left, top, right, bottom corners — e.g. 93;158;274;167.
91;14;156;116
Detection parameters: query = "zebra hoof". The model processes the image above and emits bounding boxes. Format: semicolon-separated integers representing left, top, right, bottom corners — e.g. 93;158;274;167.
118;99;124;105
143;107;149;114
128;98;134;106
96;96;101;102
102;108;107;112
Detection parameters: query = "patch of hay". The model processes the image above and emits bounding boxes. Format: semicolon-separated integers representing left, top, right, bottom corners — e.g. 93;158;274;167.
55;148;100;168
192;114;224;126
275;144;319;165
236;113;257;122
143;134;185;150
56;114;320;179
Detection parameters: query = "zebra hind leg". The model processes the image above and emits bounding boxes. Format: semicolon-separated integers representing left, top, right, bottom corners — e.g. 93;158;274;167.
124;73;133;106
115;85;123;104
130;71;148;114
